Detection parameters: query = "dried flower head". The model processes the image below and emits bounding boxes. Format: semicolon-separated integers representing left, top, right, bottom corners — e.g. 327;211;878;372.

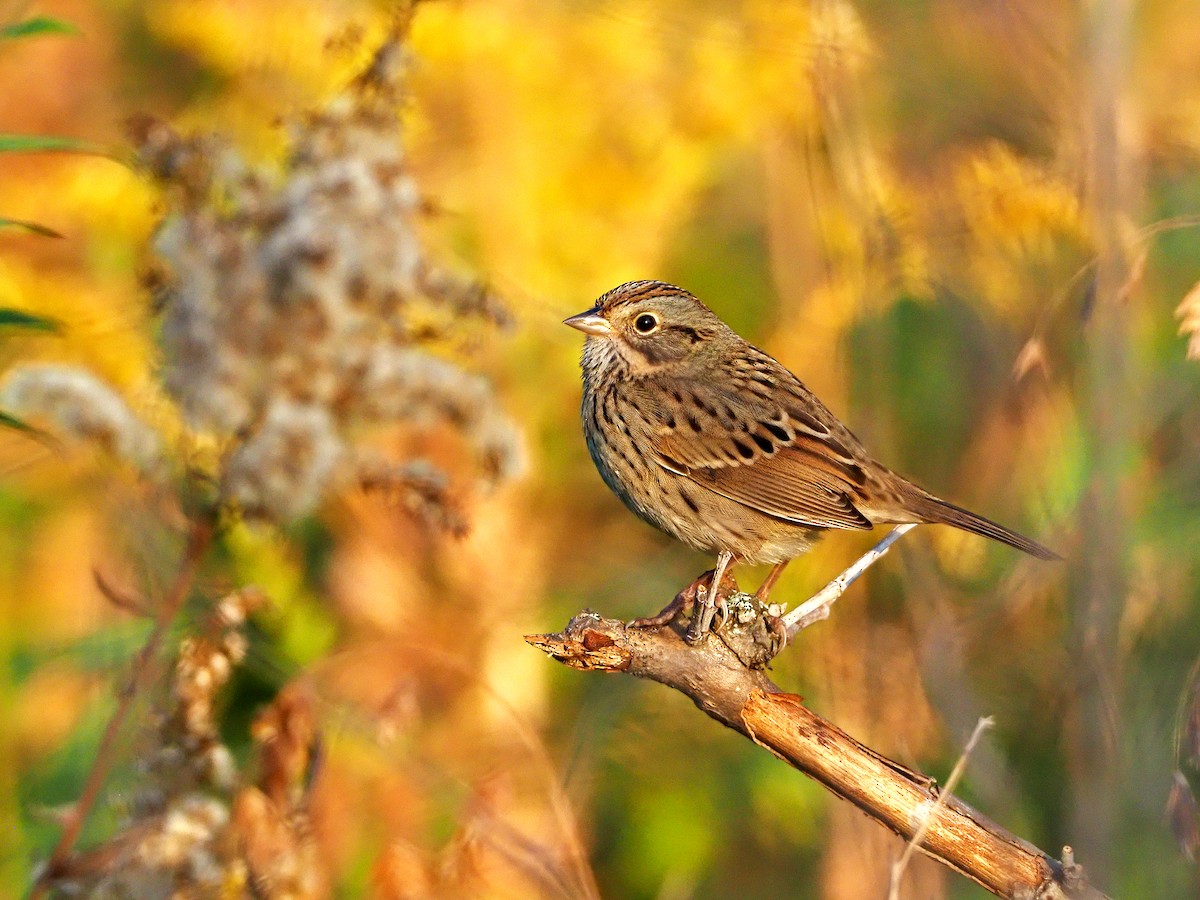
0;365;162;473
223;400;345;522
359;455;469;536
138;36;523;524
136;588;262;813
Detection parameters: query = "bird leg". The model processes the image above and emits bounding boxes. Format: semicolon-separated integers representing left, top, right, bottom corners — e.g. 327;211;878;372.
686;549;736;644
754;560;790;603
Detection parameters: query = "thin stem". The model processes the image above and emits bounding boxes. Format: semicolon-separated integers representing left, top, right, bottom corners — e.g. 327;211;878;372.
33;514;216;893
783;523;916;638
888;716;994;899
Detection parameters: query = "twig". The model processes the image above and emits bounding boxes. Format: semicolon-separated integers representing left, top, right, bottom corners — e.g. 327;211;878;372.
888;716;994;899
1031;213;1200;342
92;569;150;618
33;513;217;894
784;523;916;638
527;609;1109;899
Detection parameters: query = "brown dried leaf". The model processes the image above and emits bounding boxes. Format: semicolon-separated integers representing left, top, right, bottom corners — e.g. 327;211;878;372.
1184;675;1200;772
252;683;319;806
229;786;324;899
372;840;435;899
1176;280;1200;361
93;568;150;617
1167;771;1200;862
1012;336;1050;381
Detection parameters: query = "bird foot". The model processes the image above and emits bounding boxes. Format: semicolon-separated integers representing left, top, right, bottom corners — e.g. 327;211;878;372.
764;607;789;656
628;567;738;639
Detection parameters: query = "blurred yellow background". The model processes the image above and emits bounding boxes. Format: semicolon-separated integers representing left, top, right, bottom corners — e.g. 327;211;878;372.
3;0;1200;896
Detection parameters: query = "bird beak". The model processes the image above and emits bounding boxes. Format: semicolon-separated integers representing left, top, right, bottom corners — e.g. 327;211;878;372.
563;307;612;337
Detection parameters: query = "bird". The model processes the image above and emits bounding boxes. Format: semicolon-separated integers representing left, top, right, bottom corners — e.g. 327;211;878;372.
564;280;1058;643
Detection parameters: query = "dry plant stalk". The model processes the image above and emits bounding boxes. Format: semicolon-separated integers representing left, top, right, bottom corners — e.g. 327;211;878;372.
528;529;1109;899
44;588;264;896
21;22;523;895
887;715;993;898
35;516;217;894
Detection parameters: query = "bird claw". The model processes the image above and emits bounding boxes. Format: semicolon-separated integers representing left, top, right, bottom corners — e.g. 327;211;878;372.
765;610;789;657
711;593;732;633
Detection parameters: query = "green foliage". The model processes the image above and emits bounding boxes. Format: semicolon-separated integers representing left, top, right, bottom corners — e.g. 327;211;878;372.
0;15;78;41
848;296;1002;484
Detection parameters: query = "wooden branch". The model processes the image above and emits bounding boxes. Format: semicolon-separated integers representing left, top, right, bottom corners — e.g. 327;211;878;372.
526;606;1109;900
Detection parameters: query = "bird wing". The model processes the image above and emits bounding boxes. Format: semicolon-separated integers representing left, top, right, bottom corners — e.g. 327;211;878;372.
645;368;875;531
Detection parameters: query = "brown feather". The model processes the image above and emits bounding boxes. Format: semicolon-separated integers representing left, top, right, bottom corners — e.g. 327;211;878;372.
569;280;1060;566
654;443;873;529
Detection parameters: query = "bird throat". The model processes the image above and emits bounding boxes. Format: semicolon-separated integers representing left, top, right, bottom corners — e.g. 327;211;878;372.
583;334;682;379
581;335;624;379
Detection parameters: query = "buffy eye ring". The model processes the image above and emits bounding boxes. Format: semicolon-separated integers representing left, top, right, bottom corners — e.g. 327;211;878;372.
634;313;659;334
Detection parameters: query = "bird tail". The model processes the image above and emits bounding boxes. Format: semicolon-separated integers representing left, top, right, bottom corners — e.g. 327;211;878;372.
909;494;1061;561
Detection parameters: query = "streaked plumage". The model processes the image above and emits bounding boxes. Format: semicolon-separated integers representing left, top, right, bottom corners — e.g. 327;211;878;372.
565;281;1057;627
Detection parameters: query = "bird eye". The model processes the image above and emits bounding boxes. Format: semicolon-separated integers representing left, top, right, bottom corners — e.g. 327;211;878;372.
634;313;659;334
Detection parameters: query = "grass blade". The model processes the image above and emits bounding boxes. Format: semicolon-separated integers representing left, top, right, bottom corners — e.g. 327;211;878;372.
0;134;101;154
0;410;36;433
0;16;79;40
0;218;63;238
0;308;60;332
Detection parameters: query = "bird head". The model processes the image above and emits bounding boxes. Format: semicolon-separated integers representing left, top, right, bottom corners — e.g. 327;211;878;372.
564;281;728;373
